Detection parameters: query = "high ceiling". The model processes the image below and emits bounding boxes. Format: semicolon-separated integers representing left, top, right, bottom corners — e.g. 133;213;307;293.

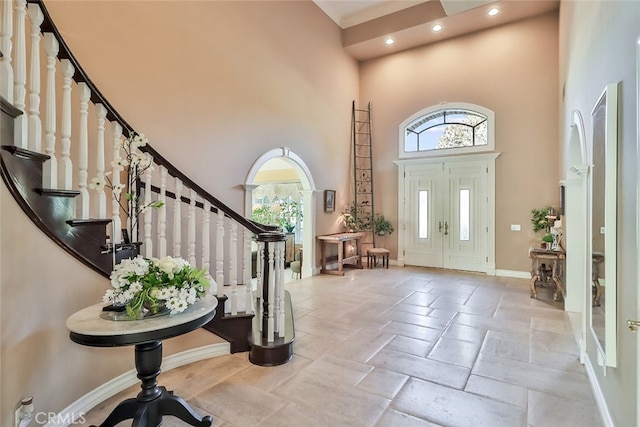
312;0;559;61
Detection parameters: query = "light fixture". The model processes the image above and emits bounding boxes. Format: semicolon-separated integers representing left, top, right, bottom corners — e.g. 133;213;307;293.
432;23;443;32
488;7;500;16
384;37;395;45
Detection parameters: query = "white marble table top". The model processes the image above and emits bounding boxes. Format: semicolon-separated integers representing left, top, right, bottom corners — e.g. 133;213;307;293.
66;294;217;340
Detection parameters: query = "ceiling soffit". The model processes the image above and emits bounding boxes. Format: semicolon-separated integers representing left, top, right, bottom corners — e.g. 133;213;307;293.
342;1;447;47
339;0;560;61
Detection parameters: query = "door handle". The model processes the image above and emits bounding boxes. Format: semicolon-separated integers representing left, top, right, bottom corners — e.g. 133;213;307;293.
628;319;640;332
444;221;448;236
438;221;442;233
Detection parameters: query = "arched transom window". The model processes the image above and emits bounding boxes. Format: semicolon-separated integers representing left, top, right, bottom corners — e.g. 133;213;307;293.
400;103;495;158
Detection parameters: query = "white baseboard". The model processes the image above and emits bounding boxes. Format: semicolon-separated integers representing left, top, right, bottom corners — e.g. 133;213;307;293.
494;269;531;279
584;355;614;427
48;342;230;427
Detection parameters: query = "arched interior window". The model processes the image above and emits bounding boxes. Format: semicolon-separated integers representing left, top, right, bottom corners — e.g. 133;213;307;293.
400;103;495;158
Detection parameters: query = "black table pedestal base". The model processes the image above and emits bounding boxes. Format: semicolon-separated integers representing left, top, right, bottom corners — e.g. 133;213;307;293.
92;340;212;427
92;387;212;427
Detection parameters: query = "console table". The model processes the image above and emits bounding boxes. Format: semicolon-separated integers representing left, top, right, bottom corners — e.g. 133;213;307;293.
317;232;366;276
66;294;218;427
529;247;565;301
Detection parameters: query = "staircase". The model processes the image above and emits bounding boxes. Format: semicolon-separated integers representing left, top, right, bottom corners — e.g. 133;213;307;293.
0;0;293;365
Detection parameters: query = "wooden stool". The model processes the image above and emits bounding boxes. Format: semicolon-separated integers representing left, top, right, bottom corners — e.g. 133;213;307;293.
367;248;389;268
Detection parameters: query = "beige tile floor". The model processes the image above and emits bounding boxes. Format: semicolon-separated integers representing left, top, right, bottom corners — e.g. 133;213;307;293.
83;266;603;426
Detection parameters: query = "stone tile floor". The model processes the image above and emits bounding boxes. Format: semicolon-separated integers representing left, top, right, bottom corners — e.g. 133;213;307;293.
83;266;603;426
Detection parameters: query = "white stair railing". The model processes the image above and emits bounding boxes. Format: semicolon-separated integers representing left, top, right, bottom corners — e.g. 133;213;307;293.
1;0;288;343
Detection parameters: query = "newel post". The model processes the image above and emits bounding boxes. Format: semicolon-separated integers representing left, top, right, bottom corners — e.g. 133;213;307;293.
256;231;285;342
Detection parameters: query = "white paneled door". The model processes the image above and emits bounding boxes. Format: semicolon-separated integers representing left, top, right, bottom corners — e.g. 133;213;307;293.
401;157;491;273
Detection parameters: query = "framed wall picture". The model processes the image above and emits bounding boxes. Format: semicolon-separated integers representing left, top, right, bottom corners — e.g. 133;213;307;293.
324;190;336;212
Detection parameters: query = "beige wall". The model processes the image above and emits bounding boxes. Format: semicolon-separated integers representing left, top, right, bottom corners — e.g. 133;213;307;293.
360;12;560;272
559;1;640;424
1;0;359;422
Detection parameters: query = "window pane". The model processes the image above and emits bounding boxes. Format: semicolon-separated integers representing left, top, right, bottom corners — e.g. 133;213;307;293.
474;121;488;146
405;131;418;152
459;189;470;241
444;112;471;124
409;113;444;133
418;128;444;151
436;124;472;149
418;190;428;239
403;107;489;154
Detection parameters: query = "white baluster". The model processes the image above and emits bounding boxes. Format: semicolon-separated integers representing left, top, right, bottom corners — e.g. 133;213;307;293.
0;0;14;102
143;159;153;257
244;230;253;314
13;0;26;148
277;240;286;337
94;104;107;217
229;221;238;315
202;200;211;275
273;240;282;334
256;240;264;326
111;122;122;244
188;188;196;266
215;210;224;298
42;33;58;188
75;82;90;218
27;3;43;152
173;178;182;257
59;59;74;190
267;241;275;342
158;166;167;257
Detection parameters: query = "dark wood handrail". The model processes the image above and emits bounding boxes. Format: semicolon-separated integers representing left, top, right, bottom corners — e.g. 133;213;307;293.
29;0;270;236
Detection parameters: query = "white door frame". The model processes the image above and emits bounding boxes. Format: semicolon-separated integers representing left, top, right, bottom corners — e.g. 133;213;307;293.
395;152;499;274
244;147;317;278
625;37;640;424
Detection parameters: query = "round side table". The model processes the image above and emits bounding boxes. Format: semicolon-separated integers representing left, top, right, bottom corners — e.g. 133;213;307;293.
66;294;218;427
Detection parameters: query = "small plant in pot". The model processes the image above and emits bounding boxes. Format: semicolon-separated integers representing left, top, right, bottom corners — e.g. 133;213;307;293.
374;214;394;236
542;233;553;249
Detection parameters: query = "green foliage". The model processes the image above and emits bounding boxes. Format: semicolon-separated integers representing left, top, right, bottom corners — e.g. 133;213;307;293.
252;199;302;233
341;202;372;231
530;207;553;233
252;205;278;226
278;199;302;232
374;214;394;236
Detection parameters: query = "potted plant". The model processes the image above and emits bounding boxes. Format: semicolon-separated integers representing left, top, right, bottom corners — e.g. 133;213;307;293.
530;206;553;233
530;206;556;248
278;199;302;233
374;214;394;236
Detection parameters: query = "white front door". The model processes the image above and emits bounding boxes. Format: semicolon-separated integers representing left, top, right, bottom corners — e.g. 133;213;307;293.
400;156;493;273
404;163;444;267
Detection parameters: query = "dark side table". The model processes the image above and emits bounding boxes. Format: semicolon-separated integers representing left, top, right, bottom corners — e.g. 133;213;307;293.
66;294;218;427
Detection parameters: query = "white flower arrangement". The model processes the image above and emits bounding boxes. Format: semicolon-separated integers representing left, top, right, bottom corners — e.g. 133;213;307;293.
104;256;210;319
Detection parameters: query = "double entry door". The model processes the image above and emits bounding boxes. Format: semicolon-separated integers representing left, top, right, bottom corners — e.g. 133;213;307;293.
402;158;489;272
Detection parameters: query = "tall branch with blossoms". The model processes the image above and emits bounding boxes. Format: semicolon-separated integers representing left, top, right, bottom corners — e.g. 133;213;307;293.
90;131;163;245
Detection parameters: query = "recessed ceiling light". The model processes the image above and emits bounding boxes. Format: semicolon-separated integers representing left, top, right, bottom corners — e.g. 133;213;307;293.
432;24;443;32
385;37;395;45
488;7;500;16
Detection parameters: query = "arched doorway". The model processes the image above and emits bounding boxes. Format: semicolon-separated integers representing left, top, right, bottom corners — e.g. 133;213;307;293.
244;147;316;279
562;110;589;360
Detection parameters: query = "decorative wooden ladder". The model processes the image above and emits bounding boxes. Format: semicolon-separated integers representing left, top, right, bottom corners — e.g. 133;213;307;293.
351;100;376;251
